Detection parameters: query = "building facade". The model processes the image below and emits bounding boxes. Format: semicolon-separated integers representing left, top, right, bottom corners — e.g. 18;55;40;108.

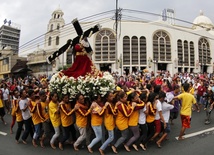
0;22;21;53
25;8;214;77
0;47;27;79
0;21;26;79
26;7;65;78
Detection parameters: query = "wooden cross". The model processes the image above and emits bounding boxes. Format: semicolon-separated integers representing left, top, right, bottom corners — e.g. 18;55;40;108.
47;18;100;64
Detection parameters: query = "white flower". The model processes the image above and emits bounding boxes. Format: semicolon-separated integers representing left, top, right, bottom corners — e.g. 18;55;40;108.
49;71;116;100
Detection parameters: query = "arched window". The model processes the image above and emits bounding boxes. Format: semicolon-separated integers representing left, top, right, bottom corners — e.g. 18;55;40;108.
153;30;171;61
177;39;183;66
198;38;211;64
184;40;189;66
140;36;147;65
95;29;116;62
56;36;59;45
57;24;60;30
131;36;138;65
190;41;195;66
102;36;108;61
48;37;51;46
50;24;53;31
123;36;130;65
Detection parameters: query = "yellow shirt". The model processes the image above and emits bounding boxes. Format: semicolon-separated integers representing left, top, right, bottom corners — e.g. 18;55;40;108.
75;102;91;128
16;109;23;122
128;101;145;126
189;87;194;95
75;108;91;128
146;103;156;123
181;86;184;93
91;102;106;126
60;103;75;127
104;103;116;130
37;101;49;122
29;100;42;125
49;101;61;127
128;110;139;126
11;99;17;116
178;92;196;116
115;102;134;130
13;99;23;122
0;99;3;108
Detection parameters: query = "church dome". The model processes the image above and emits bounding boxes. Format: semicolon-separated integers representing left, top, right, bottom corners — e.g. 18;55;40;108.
209;30;214;36
192;10;213;29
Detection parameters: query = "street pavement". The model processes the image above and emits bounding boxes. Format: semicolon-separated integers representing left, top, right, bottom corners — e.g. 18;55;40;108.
0;109;214;155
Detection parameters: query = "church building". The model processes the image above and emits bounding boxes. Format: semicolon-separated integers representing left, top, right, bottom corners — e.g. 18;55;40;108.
25;7;214;77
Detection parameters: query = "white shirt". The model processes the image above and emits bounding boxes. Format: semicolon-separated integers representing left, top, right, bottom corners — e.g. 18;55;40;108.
155;100;162;120
166;92;174;103
193;83;200;93
19;98;31;120
1;88;9;100
187;78;194;85
162;102;174;123
138;105;147;124
17;85;23;92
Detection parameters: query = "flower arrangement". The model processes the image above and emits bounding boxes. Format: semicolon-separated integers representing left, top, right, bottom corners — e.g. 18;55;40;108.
49;71;116;100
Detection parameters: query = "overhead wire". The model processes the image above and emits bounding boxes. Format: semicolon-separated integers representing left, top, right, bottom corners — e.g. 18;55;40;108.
19;8;214;55
20;19;115;54
122;9;202;27
121;13;214;41
19;10;115;49
20;17;114;54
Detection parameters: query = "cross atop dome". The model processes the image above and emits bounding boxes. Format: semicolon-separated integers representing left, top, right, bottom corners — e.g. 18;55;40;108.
57;4;60;10
199;10;204;16
192;10;213;29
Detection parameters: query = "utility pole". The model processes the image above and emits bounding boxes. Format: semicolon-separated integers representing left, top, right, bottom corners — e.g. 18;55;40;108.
115;0;118;36
115;0;119;71
115;0;122;74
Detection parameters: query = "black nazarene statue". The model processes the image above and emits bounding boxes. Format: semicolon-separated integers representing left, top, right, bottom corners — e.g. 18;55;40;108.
46;19;102;78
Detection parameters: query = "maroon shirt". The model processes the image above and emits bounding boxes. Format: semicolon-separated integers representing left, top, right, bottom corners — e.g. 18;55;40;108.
197;86;206;96
125;81;135;88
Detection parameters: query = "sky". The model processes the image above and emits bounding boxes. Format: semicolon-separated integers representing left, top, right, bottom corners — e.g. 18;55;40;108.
0;0;214;53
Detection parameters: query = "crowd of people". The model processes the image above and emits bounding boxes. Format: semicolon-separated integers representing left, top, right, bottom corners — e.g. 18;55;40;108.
0;71;214;155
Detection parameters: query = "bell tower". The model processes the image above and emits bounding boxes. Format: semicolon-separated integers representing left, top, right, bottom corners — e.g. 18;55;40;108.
45;6;65;49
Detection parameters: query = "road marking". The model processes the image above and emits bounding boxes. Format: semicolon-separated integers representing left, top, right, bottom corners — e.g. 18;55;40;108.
0;131;7;136
175;127;214;140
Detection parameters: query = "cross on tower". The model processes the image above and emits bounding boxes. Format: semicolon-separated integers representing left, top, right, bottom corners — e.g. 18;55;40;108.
47;19;101;64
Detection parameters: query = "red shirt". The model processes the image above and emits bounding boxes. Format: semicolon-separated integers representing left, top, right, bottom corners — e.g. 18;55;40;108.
10;85;16;92
155;78;163;85
197;86;206;96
